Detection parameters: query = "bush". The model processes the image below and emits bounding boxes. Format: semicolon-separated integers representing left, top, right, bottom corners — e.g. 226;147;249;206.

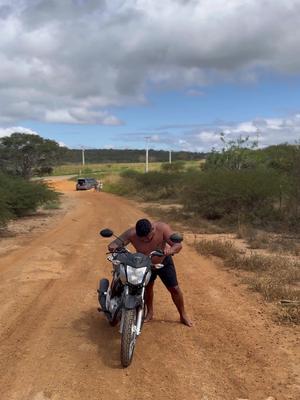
0;173;59;223
113;170;183;201
181;169;281;224
120;169;140;179
161;161;186;173
0;187;11;226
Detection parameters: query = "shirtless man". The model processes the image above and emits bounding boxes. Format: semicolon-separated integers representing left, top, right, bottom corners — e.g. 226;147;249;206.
108;218;192;327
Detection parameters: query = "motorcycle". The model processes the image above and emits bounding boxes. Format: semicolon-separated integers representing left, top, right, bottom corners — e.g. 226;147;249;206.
97;228;183;367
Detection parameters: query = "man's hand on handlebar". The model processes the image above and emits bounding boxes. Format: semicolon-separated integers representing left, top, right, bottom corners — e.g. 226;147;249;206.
164;247;174;256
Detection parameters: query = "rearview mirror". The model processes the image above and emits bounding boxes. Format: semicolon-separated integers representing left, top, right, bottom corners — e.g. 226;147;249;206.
100;228;113;238
169;232;183;243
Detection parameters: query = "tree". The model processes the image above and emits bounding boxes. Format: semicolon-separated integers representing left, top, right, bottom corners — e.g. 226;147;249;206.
204;133;259;171
0;133;63;179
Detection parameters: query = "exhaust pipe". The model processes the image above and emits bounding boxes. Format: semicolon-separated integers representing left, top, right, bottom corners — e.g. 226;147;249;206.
98;278;109;311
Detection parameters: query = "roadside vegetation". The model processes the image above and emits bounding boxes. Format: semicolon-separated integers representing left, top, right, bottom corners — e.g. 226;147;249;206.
104;139;300;233
0;133;61;228
52;159;202;178
58;148;205;164
0;172;60;227
101;136;300;324
195;239;300;324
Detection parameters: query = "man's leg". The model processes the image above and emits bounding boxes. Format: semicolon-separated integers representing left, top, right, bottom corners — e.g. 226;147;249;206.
167;285;193;327
144;280;155;322
158;256;192;327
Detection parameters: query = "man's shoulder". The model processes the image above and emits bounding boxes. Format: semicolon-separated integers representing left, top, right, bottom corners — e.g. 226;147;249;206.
124;227;136;239
154;221;171;232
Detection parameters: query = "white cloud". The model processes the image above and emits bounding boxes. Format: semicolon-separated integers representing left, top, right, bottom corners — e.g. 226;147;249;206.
0;1;300;124
180;114;300;151
117;113;300;151
0;126;38;137
43;108;122;125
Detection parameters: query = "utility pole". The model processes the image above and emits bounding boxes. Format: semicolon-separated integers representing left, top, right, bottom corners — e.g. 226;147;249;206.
169;149;172;164
145;136;150;172
81;146;85;166
256;127;260;148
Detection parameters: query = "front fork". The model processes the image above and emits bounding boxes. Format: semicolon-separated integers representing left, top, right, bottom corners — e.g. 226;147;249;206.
119;286;145;335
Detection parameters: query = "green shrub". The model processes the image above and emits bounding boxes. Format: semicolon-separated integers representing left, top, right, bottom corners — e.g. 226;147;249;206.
0;188;11;226
161;161;186;173
120;169;140;179
0;173;59;222
114;170;183;201
181;169;281;224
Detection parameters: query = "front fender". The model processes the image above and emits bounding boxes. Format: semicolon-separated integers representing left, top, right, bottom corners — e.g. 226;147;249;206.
124;294;143;309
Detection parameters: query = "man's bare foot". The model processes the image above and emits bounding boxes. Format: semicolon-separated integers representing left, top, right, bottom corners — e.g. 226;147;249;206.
180;314;193;327
144;311;153;323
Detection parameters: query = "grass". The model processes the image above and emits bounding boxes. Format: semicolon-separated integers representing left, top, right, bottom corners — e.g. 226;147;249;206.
53;162;151;176
269;237;300;256
143;206;229;234
277;304;300;324
42;200;61;210
52;160;202;177
237;224;300;255
195;239;238;259
194;238;300;324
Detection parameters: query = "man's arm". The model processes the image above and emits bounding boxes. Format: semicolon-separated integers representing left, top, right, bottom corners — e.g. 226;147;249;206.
108;228;132;252
162;223;183;256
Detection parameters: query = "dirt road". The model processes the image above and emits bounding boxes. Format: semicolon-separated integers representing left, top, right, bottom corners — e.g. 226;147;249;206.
0;181;299;400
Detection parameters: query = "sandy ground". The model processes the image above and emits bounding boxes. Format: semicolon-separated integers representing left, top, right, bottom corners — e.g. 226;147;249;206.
0;179;299;400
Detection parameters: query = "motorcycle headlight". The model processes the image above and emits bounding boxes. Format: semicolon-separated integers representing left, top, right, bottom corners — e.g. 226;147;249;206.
126;266;147;285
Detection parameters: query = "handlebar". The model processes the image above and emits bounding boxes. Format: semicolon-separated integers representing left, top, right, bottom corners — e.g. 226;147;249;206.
106;247;129;254
106;248;167;270
107;249;165;257
149;250;164;258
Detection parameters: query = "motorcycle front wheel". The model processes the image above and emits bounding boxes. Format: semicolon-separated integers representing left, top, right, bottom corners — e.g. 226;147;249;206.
120;309;137;367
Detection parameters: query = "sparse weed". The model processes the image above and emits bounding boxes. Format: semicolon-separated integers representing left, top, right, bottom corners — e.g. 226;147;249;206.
42;200;61;210
269;237;300;256
246;276;292;301
195;239;239;259
277;305;300;325
237;225;272;249
194;237;300;324
236;224;257;240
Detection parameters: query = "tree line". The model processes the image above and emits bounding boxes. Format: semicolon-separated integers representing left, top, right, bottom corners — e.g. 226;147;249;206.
0;133;206;179
61;148;206;164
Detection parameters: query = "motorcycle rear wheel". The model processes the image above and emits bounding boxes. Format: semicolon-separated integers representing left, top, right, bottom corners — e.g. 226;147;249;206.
120;309;137;367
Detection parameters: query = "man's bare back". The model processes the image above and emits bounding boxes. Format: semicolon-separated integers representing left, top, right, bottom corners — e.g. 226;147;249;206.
109;221;181;257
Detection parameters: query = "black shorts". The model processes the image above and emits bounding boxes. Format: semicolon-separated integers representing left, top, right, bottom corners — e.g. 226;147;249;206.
150;255;178;288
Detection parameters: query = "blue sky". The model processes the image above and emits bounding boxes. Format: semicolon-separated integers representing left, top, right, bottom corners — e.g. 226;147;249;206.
1;1;300;152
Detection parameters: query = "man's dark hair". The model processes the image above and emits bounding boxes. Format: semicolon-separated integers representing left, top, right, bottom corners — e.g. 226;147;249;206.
136;218;152;237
